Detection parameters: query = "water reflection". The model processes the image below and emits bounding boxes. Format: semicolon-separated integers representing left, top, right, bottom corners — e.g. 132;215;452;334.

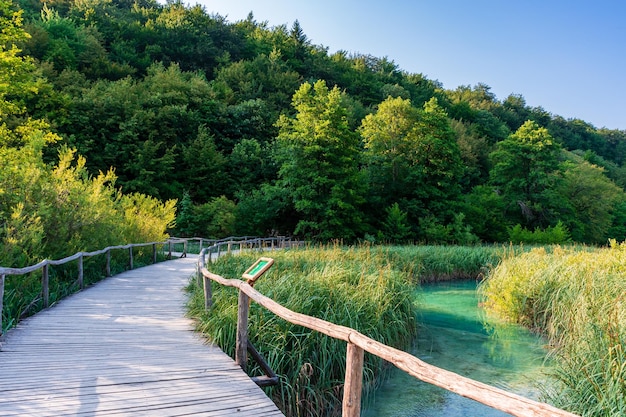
363;281;550;417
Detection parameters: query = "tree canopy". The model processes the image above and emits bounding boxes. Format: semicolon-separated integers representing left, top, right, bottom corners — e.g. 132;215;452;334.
4;0;626;245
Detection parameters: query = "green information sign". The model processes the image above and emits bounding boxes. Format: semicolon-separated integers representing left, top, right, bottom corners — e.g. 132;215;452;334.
242;257;274;283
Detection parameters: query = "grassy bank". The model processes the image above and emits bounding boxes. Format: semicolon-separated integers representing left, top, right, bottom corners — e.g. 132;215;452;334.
480;242;626;416
382;245;503;282
187;244;504;416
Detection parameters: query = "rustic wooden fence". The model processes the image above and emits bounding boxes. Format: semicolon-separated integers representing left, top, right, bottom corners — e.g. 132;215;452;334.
0;236;300;335
197;248;580;417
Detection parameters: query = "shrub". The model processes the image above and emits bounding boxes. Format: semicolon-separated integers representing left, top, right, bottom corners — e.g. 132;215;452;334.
507;221;571;245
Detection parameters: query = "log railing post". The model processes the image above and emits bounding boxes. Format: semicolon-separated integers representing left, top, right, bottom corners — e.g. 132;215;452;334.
197;252;203;288
183;240;188;258
106;249;111;277
78;254;84;290
199;250;212;309
152;243;157;264
128;246;134;270
235;289;250;368
342;342;364;417
228;240;232;255
0;274;5;334
168;241;172;259
203;274;213;310
42;263;49;308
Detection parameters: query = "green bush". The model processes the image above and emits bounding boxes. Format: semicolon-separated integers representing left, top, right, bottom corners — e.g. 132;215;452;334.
507;221;571;244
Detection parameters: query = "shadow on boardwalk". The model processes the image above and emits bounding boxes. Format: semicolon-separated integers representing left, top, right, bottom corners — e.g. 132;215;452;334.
0;256;284;417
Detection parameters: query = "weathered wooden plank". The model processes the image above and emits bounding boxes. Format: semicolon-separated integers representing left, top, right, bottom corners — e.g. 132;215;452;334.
0;256;283;417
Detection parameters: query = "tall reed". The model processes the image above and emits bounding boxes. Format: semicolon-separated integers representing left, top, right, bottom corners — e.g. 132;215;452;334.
188;245;418;416
187;243;505;416
479;242;626;416
383;244;504;282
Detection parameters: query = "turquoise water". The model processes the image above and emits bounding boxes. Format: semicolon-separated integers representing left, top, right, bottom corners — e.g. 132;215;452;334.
363;280;550;417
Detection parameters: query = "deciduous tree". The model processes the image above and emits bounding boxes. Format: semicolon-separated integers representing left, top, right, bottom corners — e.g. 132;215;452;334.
275;80;365;241
360;96;464;236
489;120;562;228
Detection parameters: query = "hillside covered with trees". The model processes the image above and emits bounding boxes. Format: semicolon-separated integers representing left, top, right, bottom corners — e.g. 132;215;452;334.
4;0;626;254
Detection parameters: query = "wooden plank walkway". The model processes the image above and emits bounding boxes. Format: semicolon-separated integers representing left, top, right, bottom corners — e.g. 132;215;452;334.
0;256;284;416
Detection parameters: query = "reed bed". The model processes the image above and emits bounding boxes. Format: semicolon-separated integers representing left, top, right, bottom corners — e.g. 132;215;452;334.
187;244;504;416
382;244;504;282
479;242;626;416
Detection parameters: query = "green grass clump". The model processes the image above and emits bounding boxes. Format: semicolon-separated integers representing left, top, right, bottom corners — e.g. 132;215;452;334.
383;245;504;282
188;244;419;417
479;242;626;416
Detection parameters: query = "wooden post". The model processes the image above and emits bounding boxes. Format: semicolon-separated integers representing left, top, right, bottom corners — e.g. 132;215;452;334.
183;240;188;258
0;274;5;334
342;343;364;417
199;239;203;253
106;249;111;277
235;289;250;368
42;263;49;308
78;254;84;290
228;240;232;255
168;241;172;259
203;275;213;310
196;252;203;288
217;244;221;259
128;246;133;270
152;243;157;264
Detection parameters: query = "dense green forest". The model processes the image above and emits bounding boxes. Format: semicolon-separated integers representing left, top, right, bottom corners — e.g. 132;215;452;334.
4;0;626;254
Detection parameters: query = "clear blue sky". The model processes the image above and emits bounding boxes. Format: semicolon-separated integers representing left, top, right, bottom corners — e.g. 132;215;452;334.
197;0;625;130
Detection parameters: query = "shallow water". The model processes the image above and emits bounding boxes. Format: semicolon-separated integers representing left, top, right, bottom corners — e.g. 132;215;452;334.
362;280;550;417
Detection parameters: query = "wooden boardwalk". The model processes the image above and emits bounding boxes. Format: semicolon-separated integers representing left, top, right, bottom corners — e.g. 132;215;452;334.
0;256;284;416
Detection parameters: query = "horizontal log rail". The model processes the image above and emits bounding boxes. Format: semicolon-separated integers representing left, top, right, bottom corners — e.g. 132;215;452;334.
197;250;579;417
168;235;302;259
0;236;301;334
0;241;171;334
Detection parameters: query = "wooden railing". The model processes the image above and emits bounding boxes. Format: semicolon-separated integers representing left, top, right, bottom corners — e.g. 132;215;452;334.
169;235;301;260
197;249;579;417
0;236;301;334
0;241;171;334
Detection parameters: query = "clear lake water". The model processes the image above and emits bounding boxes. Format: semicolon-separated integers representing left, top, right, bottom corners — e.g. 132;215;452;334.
362;280;551;417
